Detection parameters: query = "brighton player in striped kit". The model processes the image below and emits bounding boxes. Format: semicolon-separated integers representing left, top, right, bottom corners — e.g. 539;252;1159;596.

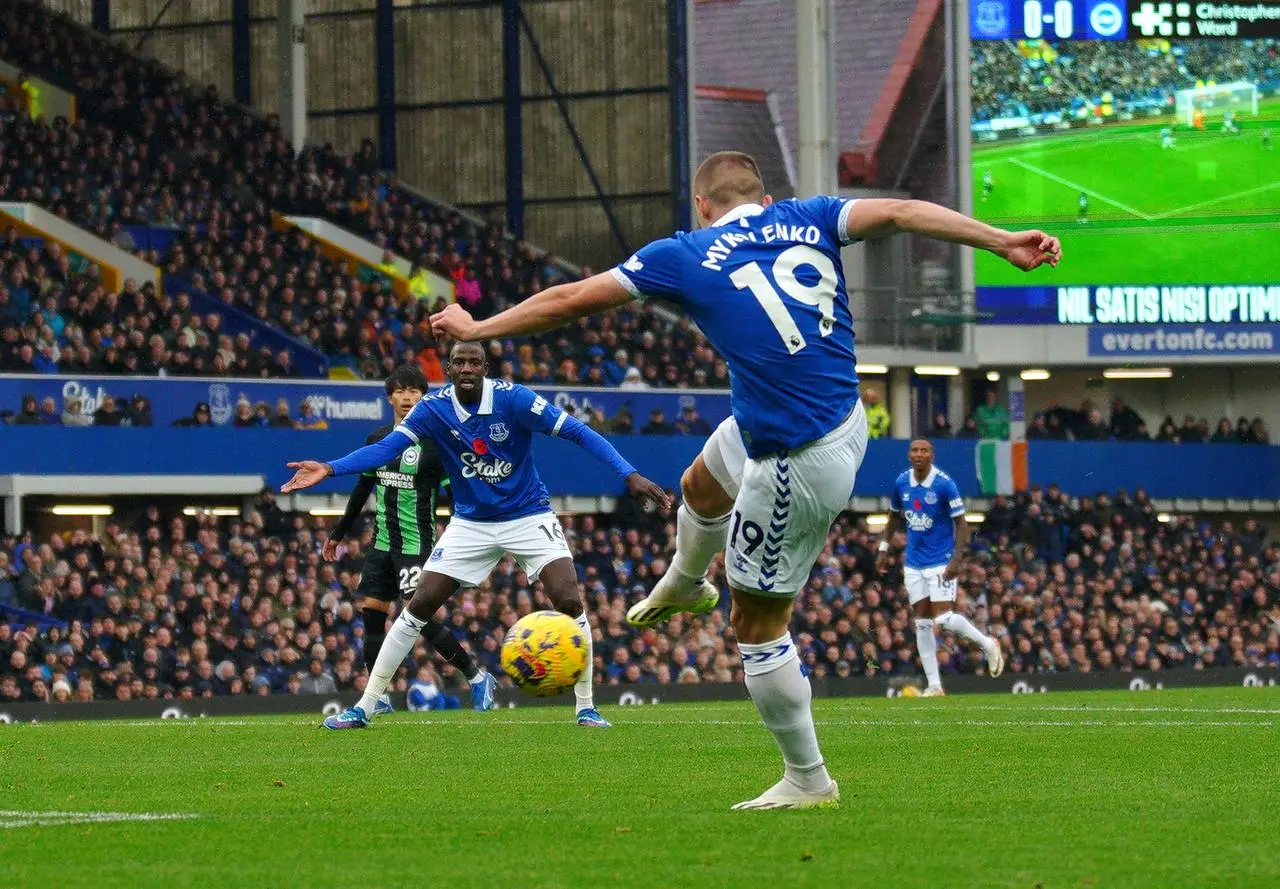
878;439;1004;695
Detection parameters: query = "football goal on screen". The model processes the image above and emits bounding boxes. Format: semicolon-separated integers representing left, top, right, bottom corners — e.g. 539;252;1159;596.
1175;81;1258;126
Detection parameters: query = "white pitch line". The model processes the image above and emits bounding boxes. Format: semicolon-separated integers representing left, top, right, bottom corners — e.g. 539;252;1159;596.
1008;157;1155;220
1153;180;1280;219
0;810;197;830
86;716;1274;729
401;717;1274;728
955;705;1280;714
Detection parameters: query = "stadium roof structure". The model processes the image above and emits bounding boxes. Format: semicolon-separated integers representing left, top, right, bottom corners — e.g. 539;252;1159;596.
695;86;795;201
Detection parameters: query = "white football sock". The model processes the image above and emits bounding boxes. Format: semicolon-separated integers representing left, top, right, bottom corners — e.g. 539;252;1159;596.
355;609;426;714
935;610;993;649
739;633;831;793
573;610;595;712
915;618;941;689
668;504;731;585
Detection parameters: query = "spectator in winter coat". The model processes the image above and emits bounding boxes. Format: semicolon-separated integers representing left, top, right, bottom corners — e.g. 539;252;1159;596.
973;389;1011;440
862;390;891;439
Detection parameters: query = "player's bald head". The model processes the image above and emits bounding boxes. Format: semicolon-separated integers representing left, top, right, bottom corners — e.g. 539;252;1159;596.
693;151;767;221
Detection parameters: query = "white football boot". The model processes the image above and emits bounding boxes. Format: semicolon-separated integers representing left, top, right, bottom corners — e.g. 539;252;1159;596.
732;776;840;811
920;686;946;697
626;574;720;628
986;642;1006;678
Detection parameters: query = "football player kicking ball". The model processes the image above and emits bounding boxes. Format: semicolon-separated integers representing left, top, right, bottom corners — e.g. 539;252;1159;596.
876;439;1004;696
324;364;497;717
430;151;1059;809
283;343;669;729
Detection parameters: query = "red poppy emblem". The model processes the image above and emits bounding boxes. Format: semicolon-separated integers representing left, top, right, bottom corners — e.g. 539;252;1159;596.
913;499;922;510
472;438;488;455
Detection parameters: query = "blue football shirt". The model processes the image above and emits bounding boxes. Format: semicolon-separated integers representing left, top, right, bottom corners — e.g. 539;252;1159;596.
394;378;562;522
610;197;861;458
891;466;966;569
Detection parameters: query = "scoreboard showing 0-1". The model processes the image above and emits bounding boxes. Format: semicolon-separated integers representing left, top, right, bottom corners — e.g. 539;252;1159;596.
970;0;1280;346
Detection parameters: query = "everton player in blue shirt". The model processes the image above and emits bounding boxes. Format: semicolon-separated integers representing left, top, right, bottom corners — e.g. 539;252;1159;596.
431;151;1060;809
878;439;1004;696
282;342;669;729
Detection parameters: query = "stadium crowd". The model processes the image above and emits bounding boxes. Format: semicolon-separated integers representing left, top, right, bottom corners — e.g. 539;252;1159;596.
871;390;1272;445
971;38;1280;121
0;0;723;387
0;483;1275;706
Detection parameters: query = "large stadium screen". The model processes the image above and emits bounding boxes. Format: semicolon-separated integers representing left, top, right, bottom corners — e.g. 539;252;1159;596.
970;0;1280;330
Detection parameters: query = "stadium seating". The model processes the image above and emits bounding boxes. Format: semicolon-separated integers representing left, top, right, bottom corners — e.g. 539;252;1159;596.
0;485;1274;703
970;39;1280;123
0;0;724;386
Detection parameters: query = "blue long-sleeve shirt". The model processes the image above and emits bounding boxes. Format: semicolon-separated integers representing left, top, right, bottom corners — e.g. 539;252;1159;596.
327;379;636;522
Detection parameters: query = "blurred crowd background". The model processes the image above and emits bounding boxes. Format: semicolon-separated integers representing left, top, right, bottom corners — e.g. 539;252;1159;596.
1;484;1275;704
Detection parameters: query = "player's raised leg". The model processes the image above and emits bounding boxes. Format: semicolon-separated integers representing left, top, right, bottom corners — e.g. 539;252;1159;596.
930;578;1004;680
628;418;744;627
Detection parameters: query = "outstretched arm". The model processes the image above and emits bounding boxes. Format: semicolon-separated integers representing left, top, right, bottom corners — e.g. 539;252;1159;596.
430;272;633;342
556;413;638;480
281;430;415;493
846;198;1061;271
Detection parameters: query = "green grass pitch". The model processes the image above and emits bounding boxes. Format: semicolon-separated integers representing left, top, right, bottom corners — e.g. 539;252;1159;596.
4;687;1279;888
973;100;1280;286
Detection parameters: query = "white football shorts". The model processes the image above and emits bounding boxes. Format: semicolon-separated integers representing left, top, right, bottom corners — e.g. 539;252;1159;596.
904;564;958;606
700;416;748;500
425;512;571;587
724;401;867;598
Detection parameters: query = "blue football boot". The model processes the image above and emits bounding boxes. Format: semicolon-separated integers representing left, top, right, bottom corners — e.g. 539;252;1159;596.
322;705;370;730
576;707;611;728
471;671;497;712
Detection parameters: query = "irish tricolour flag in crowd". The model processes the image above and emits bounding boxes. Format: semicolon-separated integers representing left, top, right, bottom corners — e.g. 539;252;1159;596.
976;441;1028;496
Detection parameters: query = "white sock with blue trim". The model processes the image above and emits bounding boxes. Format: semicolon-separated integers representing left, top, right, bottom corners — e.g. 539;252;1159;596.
935;610;991;649
915;618;941;689
573;610;595;712
668;504;730;586
356;608;426;715
739;632;831;793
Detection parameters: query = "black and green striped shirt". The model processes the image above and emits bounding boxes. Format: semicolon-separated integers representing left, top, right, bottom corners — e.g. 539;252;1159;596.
333;423;448;556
